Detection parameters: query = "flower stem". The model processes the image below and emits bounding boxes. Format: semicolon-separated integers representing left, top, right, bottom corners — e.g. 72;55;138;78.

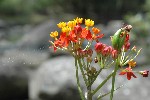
78;58;88;86
110;59;119;100
92;72;114;95
75;58;85;100
97;84;124;99
87;85;92;100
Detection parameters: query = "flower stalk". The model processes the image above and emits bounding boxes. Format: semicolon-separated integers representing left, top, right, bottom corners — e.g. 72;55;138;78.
75;57;85;100
110;58;119;100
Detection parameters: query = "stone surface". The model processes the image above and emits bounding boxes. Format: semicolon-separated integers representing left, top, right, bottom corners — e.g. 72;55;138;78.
0;49;49;100
16;19;59;49
29;56;82;100
29;56;150;100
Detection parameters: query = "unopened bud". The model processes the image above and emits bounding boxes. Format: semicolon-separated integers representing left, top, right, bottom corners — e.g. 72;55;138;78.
140;70;149;77
112;49;118;59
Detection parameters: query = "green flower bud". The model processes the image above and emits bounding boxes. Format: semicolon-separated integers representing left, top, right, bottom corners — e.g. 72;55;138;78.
111;29;125;51
111;25;132;52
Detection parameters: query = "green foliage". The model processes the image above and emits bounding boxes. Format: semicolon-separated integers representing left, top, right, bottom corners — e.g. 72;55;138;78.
144;0;150;12
0;0;148;25
33;0;54;13
125;14;150;38
52;0;145;22
124;0;150;40
0;0;33;15
0;0;146;22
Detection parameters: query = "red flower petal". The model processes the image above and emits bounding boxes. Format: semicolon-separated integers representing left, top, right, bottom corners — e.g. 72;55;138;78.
81;28;88;38
86;30;92;40
96;34;104;39
119;72;126;75
127;72;132;80
131;73;137;78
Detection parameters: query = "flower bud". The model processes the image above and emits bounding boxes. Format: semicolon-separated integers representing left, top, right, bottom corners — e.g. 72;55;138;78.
74;24;82;34
123;42;130;52
111;25;132;51
125;34;130;42
87;49;93;56
112;49;118;59
95;42;104;53
140;70;149;77
102;47;110;56
107;46;113;55
111;29;125;51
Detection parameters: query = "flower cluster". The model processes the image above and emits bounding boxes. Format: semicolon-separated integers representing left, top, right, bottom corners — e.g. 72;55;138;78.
49;17;104;53
95;42;118;59
49;17;149;100
49;17;149;81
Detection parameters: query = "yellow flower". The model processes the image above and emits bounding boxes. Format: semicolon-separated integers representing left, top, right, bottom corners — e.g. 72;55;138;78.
128;59;136;67
61;26;71;33
57;22;66;28
50;31;58;40
67;21;76;28
85;19;94;27
75;17;83;24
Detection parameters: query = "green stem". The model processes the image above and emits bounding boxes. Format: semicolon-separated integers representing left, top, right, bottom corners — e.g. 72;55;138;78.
87;86;92;100
81;58;87;70
84;41;92;50
110;59;119;100
75;57;85;100
78;58;88;86
87;71;92;100
92;72;114;95
97;54;105;71
97;84;124;99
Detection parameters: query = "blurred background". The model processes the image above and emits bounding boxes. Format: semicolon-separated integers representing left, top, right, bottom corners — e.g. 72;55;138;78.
0;0;150;100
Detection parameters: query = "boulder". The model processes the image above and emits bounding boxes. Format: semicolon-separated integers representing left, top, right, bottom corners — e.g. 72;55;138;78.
29;56;150;100
16;19;59;49
0;49;49;100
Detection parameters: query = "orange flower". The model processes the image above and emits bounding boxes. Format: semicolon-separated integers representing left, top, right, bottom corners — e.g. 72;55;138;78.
92;27;100;34
51;39;63;52
119;67;137;80
92;27;104;42
128;60;136;67
81;28;92;40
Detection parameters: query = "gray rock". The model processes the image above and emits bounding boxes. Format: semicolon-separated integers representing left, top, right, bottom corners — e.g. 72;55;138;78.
0;19;7;28
29;56;82;100
0;49;49;100
29;56;150;100
95;20;123;38
16;19;59;49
